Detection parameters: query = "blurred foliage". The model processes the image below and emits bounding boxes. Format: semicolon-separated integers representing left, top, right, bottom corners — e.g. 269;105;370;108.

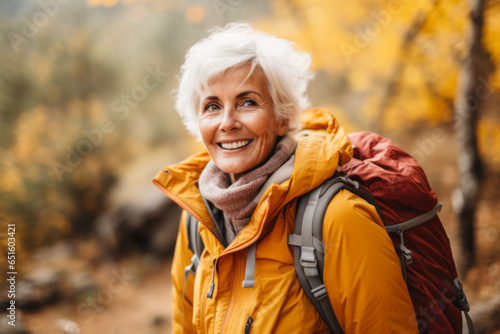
0;0;499;271
257;0;500;153
0;0;271;271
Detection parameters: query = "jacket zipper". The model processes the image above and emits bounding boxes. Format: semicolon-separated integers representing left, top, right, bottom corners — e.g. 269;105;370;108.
244;316;253;334
207;258;216;298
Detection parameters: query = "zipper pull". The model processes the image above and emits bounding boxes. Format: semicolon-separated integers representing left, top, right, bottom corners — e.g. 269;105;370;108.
207;258;216;299
244;316;253;334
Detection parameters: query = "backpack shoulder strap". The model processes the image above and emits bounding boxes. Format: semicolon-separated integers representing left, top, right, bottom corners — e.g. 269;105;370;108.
184;212;204;277
181;212;205;316
288;175;380;334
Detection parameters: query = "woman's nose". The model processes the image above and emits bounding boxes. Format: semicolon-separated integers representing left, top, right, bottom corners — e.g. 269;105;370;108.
218;108;240;132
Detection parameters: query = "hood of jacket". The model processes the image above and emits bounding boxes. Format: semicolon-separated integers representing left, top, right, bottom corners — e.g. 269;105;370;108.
152;108;352;255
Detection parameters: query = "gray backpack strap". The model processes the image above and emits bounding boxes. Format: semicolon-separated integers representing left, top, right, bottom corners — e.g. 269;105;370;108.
386;202;442;282
242;243;257;288
184;212;204;278
182;212;205;316
288;176;379;334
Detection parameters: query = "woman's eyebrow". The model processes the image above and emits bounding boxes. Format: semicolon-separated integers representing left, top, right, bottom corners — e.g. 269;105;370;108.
236;91;263;98
202;95;219;101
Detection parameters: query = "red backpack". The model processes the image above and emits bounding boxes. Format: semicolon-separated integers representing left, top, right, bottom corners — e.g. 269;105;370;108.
288;131;473;333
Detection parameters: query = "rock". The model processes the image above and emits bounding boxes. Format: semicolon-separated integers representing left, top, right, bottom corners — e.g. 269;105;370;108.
16;268;61;310
95;150;182;259
32;242;75;264
95;198;181;259
65;271;99;303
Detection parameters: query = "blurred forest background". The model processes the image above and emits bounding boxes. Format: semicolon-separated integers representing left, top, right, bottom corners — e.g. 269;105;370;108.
0;0;499;333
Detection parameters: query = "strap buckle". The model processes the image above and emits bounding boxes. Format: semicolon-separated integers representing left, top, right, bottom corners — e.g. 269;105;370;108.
311;284;329;301
190;254;199;273
399;244;413;265
396;227;413;265
300;246;317;267
300;246;319;276
454;278;470;312
184;254;200;277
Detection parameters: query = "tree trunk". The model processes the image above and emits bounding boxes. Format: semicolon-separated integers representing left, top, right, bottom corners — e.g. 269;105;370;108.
452;0;489;272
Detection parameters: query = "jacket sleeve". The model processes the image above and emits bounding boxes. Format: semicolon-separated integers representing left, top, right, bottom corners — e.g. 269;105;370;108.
171;211;196;334
322;190;419;334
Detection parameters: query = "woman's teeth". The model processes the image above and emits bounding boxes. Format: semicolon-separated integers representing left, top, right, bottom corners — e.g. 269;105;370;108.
220;140;250;150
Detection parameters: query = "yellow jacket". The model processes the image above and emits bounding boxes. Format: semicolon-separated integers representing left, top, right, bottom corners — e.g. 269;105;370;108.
153;108;418;334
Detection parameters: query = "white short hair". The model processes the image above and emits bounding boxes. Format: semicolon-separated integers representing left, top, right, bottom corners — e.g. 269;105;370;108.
174;22;314;138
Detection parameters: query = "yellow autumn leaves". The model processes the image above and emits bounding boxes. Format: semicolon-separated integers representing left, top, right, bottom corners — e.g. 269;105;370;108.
85;0;207;24
258;0;499;132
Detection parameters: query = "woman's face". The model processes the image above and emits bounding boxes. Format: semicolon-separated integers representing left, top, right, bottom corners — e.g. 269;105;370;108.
198;65;288;181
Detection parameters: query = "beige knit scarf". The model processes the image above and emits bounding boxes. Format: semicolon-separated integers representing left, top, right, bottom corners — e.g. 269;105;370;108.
199;135;296;242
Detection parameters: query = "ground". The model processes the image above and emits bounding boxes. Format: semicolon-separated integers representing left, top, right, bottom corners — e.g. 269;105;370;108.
21;253;173;334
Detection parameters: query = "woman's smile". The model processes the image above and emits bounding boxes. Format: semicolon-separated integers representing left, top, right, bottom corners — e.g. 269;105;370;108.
218;139;252;150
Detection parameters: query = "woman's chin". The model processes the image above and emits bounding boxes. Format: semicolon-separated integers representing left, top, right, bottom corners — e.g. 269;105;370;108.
212;155;256;175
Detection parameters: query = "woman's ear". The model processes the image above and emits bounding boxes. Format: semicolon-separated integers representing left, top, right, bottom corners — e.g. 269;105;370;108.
277;119;289;136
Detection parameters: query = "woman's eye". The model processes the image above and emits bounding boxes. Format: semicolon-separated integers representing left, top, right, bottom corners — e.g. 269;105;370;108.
204;103;220;112
242;99;257;108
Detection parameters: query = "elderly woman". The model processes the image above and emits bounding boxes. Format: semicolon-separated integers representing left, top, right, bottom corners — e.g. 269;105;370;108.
153;23;418;333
